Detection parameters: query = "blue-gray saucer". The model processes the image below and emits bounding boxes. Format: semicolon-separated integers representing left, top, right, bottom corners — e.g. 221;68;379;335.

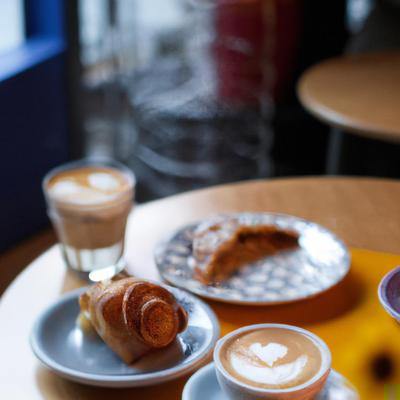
30;286;220;387
182;363;359;400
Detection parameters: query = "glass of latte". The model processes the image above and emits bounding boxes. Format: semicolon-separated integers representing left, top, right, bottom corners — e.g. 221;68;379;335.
43;159;135;281
214;324;331;400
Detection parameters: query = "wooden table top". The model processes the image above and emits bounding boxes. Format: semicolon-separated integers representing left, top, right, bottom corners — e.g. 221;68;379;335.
2;177;400;399
298;51;400;142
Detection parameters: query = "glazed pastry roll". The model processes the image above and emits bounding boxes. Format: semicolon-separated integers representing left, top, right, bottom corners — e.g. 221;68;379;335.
79;277;188;364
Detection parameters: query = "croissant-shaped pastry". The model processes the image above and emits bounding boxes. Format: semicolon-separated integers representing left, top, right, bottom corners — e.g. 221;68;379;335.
79;277;188;364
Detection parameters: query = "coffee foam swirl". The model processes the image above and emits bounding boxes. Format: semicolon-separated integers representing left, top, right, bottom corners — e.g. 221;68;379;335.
48;167;130;206
50;180;117;205
250;342;288;367
230;342;308;385
220;328;323;390
88;172;120;191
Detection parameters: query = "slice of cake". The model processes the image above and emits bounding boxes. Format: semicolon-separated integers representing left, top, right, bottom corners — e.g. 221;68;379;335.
192;215;299;283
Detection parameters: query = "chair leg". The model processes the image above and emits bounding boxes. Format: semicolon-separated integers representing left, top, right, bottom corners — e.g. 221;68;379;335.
326;128;343;175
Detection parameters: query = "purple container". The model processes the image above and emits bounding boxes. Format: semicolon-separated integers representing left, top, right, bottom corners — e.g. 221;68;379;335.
378;266;400;321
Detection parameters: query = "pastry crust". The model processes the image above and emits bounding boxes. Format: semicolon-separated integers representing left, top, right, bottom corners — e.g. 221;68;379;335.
79;277;188;364
193;215;299;283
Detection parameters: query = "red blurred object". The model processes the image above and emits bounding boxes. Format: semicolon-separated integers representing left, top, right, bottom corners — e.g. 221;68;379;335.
274;0;303;101
213;0;303;104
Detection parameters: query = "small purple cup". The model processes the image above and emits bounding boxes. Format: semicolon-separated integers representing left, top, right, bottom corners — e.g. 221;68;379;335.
378;266;400;322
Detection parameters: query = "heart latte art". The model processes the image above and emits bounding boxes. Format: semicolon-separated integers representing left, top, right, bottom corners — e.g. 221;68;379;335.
220;328;323;389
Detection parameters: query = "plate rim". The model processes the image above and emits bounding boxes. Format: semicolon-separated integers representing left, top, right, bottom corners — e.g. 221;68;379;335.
182;362;359;400
155;212;351;306
30;285;220;387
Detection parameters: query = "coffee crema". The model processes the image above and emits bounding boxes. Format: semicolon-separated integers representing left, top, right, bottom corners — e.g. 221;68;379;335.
47;166;132;207
220;328;323;390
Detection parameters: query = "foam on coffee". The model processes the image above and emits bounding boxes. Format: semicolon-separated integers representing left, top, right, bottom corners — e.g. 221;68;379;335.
220;328;323;390
47;166;132;207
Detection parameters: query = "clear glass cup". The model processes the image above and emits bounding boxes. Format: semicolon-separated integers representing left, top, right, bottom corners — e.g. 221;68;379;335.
43;158;135;281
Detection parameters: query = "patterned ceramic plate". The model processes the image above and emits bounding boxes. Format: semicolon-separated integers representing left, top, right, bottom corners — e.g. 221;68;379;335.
154;213;350;305
182;363;359;400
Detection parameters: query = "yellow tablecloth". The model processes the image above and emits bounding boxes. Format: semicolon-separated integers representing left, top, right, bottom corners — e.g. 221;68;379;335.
76;248;400;399
213;248;400;399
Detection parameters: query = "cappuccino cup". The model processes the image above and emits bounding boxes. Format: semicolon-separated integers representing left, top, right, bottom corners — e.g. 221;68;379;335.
214;324;331;400
43;159;135;281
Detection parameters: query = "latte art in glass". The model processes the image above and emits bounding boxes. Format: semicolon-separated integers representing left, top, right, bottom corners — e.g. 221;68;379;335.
44;163;134;274
48;167;132;206
221;328;323;389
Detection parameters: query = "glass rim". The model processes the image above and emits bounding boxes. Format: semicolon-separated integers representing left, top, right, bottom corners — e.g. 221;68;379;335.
42;157;136;208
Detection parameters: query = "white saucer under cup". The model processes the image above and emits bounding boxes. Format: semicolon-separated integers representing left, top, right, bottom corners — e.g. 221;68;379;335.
182;363;359;400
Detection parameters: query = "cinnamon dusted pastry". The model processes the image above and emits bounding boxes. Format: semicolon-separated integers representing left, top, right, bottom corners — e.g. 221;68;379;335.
193;215;299;283
79;277;188;364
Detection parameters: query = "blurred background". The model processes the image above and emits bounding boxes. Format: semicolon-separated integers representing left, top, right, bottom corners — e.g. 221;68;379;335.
1;0;400;277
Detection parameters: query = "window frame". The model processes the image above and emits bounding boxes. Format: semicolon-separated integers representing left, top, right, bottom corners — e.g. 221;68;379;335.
0;0;74;251
0;0;66;84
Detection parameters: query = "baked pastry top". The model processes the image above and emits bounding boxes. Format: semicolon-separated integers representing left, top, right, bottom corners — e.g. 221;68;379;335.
192;215;299;283
79;277;188;364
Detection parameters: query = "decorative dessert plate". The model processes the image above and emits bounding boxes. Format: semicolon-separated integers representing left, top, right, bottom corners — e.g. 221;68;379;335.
182;362;359;400
30;286;220;387
155;213;350;305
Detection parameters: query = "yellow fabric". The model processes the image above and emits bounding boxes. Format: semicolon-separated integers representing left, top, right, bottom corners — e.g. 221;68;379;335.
130;248;400;399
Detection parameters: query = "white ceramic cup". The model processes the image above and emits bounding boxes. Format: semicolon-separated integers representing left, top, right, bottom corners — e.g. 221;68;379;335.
213;323;331;400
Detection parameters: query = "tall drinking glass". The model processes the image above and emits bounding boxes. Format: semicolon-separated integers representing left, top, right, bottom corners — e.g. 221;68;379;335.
43;159;135;281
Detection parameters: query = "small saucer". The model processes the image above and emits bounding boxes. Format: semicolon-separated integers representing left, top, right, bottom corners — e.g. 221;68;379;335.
30;286;220;387
378;266;400;322
182;363;359;400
